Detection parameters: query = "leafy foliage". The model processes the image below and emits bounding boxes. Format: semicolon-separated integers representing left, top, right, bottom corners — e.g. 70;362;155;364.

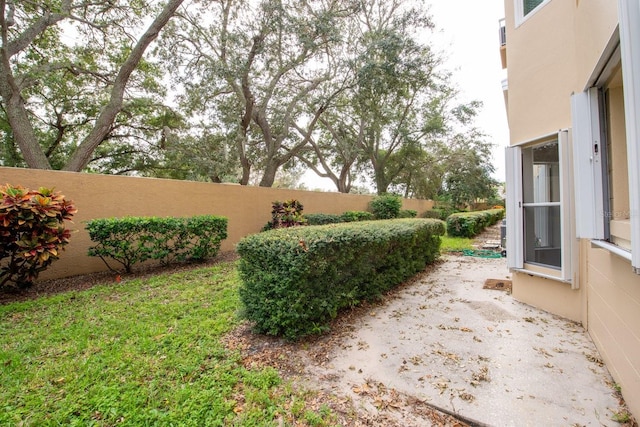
304;213;343;226
237;219;445;340
421;205;459;221
446;208;505;238
340;210;374;222
0;185;76;289
0;0;184;172
263;200;307;231
368;193;402;219
398;209;417;218
86;215;227;273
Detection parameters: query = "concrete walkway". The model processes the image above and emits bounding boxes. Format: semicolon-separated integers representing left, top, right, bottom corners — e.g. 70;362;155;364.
306;254;623;426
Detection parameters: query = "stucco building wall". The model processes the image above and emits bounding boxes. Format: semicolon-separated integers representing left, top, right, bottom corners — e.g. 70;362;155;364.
504;0;640;416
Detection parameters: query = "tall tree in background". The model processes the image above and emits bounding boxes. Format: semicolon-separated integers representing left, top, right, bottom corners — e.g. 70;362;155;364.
291;0;448;194
0;0;184;171
158;0;356;186
351;0;446;194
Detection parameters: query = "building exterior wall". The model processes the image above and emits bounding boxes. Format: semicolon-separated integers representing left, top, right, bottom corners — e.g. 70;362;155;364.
504;0;640;416
0;167;433;280
586;244;640;407
504;0;576;142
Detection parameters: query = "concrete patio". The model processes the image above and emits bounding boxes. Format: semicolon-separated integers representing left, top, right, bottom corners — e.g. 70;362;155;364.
303;254;627;426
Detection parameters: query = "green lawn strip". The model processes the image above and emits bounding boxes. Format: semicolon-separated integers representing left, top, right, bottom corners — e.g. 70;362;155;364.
0;262;337;426
440;236;474;253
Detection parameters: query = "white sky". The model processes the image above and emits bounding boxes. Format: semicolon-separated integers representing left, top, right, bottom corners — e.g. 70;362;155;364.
428;0;508;181
302;0;508;191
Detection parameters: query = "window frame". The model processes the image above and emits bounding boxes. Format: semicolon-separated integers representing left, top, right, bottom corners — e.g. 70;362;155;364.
506;130;574;284
571;0;640;274
515;0;551;27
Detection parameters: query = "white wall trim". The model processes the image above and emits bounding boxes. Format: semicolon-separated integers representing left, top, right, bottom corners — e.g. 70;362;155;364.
591;239;633;261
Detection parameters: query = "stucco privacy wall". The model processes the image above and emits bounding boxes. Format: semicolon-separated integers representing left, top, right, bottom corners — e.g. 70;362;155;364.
0;167;433;280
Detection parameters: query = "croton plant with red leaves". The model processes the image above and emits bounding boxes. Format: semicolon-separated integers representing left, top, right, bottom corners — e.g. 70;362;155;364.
0;184;77;289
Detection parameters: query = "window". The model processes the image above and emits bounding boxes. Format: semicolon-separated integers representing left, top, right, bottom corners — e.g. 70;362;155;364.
506;131;573;282
524;0;544;15
571;0;640;274
515;0;550;25
523;141;561;268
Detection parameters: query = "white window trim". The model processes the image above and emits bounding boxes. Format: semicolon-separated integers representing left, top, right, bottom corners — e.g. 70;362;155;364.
506;130;574;285
618;0;640;274
515;0;551;27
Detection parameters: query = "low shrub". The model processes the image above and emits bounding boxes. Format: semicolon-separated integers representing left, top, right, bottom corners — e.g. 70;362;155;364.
266;199;306;231
398;209;417;218
305;213;343;226
421;210;442;219
368;193;402;219
86;215;227;273
0;185;77;289
340;210;374;222
237;218;445;340
446;208;505;238
422;205;458;221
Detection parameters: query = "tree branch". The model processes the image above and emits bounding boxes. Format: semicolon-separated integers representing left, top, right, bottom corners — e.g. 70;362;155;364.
64;0;185;171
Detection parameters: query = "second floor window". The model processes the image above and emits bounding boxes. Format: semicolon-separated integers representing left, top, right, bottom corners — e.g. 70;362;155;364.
516;0;550;25
524;0;545;16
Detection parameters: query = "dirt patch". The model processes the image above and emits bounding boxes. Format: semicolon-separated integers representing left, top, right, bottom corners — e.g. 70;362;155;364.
482;278;512;292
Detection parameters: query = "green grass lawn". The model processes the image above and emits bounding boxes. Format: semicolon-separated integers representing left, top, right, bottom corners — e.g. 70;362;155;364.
439;235;474;253
0;262;336;427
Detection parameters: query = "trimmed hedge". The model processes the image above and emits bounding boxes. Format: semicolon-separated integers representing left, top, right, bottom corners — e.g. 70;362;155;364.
446;208;505;238
86;215;227;273
237;219;445;340
340;210;374;222
368;193;402;219
421;206;458;221
305;213;343;226
398;209;417;218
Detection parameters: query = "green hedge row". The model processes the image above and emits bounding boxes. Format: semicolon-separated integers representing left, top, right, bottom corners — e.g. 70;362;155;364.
237;218;445;340
446;208;505;238
304;211;375;226
421;206;459;221
86;215;228;272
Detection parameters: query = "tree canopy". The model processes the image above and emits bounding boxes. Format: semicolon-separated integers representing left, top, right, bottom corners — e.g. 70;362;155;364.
1;0;499;203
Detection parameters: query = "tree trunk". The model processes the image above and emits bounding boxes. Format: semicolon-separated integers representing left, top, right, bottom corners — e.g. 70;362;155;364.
259;162;279;187
337;167;351;193
0;73;52;169
0;0;58;169
63;0;184;171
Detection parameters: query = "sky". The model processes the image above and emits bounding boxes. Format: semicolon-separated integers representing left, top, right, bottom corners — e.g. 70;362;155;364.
302;0;509;191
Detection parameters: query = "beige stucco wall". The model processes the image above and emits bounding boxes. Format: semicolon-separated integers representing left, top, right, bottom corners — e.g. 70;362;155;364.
504;0;576;142
0;167;433;280
510;271;582;322
504;0;618;142
573;0;619;89
504;0;640;417
586;245;640;415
